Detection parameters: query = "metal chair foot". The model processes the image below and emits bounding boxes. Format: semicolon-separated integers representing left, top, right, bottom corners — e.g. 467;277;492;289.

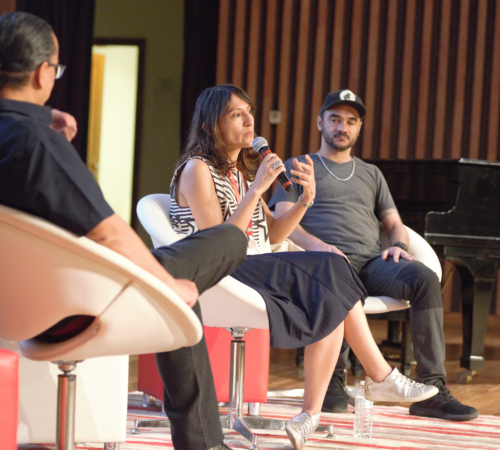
232;416;258;447
325;424;336;439
457;369;479;384
131;419;140;434
104;443;120;450
142;393;158;407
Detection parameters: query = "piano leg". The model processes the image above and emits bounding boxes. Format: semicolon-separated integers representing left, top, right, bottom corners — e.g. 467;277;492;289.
453;258;499;377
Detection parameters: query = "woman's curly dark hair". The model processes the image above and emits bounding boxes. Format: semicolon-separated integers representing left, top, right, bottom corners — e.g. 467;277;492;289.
179;84;261;181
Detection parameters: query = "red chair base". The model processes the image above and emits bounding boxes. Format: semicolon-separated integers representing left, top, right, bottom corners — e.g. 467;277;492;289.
138;327;270;403
0;349;19;450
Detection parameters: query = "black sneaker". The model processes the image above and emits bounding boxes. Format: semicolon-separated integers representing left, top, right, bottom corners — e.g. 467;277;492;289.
321;370;350;413
409;381;479;421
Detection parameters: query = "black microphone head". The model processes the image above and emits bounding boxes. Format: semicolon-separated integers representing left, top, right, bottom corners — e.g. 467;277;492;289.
252;136;268;152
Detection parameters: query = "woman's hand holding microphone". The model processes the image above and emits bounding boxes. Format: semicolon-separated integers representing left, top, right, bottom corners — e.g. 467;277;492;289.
252;153;287;195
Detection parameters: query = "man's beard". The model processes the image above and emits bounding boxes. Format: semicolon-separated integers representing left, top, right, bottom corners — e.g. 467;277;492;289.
323;129;359;151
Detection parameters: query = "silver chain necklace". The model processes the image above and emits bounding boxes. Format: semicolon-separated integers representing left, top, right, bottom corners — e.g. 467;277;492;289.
317;153;355;182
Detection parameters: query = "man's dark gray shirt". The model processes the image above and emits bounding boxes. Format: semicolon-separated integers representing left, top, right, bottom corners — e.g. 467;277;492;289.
0;98;113;235
268;154;396;273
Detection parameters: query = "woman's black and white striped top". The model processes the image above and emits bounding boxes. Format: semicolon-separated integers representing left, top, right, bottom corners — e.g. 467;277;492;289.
169;156;271;254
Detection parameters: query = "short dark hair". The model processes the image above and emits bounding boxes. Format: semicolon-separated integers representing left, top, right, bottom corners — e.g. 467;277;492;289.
0;12;56;89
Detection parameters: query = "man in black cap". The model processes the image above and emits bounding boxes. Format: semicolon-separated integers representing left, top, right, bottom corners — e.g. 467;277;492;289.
0;11;245;449
269;89;478;422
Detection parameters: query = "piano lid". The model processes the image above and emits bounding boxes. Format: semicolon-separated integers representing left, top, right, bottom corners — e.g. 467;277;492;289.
425;158;500;249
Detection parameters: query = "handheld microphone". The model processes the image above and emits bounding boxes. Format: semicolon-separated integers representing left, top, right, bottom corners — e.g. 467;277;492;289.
252;136;294;192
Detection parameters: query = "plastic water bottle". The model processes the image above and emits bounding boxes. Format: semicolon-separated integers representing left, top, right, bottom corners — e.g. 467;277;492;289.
353;381;373;438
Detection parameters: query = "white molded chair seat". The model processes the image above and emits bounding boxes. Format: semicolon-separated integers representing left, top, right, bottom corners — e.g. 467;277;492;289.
136;193;269;330
363;225;442;313
0;204;202;358
0;204;203;449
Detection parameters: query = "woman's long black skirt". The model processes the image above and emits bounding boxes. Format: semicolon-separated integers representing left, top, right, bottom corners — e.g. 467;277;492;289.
230;251;367;349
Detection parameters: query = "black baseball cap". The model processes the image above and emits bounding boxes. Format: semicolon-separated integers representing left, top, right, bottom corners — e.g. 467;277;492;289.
320;89;366;118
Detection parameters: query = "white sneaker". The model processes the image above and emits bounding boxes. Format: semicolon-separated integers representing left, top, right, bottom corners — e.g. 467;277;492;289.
365;367;439;402
285;412;321;450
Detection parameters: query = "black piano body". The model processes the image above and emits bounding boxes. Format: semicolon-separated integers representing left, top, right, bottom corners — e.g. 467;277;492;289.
425;158;500;371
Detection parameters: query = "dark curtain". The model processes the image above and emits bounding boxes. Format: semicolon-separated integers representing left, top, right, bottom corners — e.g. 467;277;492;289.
181;0;219;149
16;0;95;160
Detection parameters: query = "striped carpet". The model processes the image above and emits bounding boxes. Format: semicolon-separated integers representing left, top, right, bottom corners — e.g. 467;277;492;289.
20;394;500;449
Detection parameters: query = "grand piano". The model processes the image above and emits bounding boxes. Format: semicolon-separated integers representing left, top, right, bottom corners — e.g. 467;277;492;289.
425;159;500;375
370;158;500;381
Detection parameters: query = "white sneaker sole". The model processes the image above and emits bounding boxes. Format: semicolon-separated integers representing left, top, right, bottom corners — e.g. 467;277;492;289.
285;425;303;450
365;386;438;403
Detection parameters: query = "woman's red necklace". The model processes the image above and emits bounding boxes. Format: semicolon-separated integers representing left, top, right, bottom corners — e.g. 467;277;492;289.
227;168;253;237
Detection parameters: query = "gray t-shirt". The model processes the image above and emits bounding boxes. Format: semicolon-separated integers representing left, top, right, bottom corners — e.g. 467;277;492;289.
268;154;396;273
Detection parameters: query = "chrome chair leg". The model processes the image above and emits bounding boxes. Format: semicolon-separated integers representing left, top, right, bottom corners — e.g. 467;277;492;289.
55;361;78;450
248;402;261;416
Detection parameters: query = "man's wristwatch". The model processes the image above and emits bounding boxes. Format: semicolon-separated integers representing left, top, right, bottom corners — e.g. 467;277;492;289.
393;241;409;252
298;195;314;208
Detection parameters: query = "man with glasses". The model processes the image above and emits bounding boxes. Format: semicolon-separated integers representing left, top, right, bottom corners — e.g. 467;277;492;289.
0;12;245;450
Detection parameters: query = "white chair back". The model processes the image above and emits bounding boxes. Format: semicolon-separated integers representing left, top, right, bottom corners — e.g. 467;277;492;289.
137;194;270;329
137;193;181;247
0;205;202;361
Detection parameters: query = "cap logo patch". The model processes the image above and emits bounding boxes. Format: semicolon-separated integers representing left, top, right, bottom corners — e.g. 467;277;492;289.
340;90;356;101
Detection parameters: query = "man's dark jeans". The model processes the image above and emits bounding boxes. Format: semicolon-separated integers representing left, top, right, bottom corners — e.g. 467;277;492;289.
151;224;247;450
335;256;446;384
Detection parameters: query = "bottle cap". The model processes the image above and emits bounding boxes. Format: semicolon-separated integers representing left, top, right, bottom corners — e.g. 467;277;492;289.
360;381;365;386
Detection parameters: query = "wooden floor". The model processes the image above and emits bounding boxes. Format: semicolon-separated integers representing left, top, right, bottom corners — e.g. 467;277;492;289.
129;312;500;416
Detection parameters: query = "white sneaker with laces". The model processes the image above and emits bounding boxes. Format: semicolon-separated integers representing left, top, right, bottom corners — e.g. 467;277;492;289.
365;367;439;402
285;412;321;450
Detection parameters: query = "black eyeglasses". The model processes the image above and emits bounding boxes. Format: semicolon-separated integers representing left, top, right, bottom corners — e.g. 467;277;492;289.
47;63;66;80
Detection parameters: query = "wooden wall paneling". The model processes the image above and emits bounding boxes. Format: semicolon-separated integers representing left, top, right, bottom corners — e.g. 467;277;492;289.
378;0;399;159
216;0;231;84
414;0;434;159
308;0;329;154
329;0;346;91
0;0;15;13
496;281;500;316
360;0;381;159
468;0;488;160
246;0;262;101
495;272;500;315
347;0;364;93
259;0;279;147
290;0;312;157
449;0;470;159
432;0;452;159
487;0;500;162
396;0;417;160
274;0;294;159
231;0;247;88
